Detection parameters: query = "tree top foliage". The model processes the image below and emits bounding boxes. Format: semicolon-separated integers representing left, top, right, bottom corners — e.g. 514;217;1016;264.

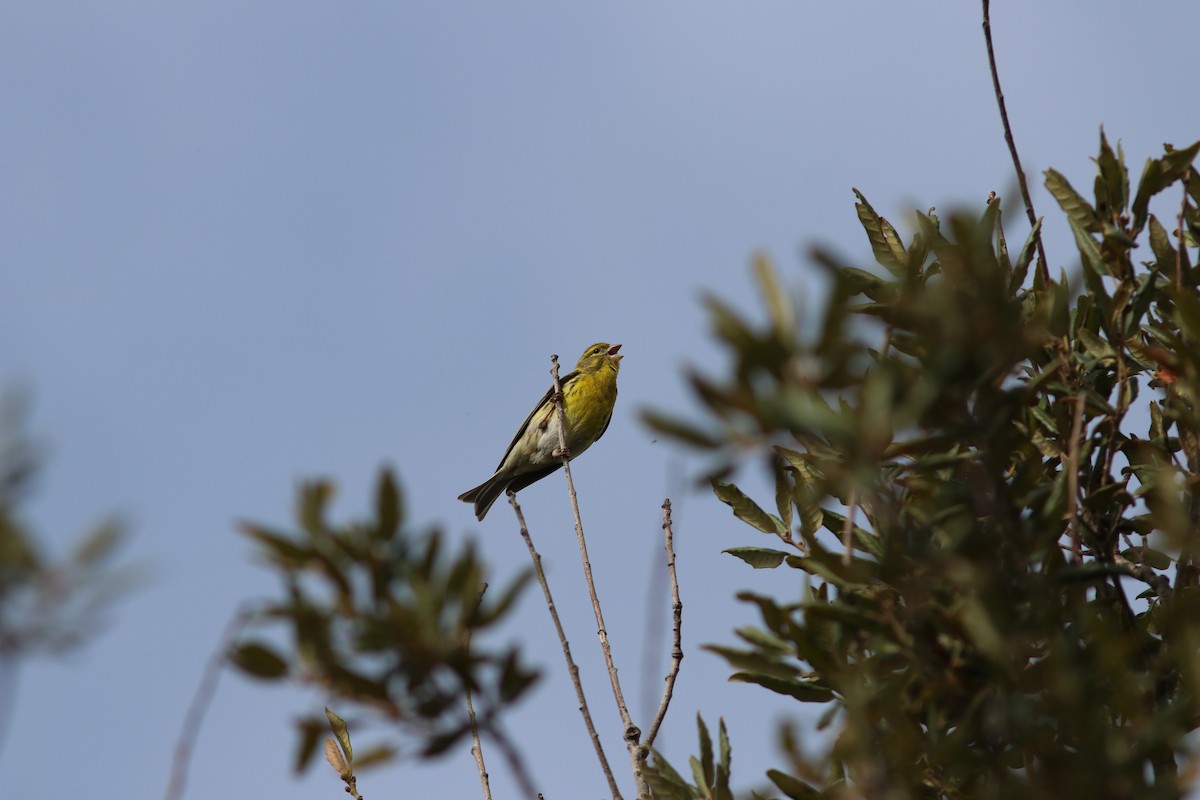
644;132;1200;799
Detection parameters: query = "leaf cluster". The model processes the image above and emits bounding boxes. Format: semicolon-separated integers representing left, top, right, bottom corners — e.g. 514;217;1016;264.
0;389;129;662
646;134;1200;799
233;468;537;771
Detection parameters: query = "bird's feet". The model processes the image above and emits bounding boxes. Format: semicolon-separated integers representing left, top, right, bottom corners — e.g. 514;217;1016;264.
553;446;572;459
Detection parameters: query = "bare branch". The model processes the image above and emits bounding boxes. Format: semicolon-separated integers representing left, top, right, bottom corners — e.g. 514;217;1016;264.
1112;553;1172;601
1066;391;1086;563
508;493;622;799
644;499;683;751
549;354;646;798
165;603;256;800
465;585;493;800
982;0;1048;285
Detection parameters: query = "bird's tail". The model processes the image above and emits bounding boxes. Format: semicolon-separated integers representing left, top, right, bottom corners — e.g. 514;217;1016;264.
457;473;511;521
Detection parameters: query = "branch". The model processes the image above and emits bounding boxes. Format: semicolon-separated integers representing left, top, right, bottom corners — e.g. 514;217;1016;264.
1111;553;1173;601
509;493;622;800
164;603;256;800
982;0;1048;285
465;585;493;800
549;354;647;798
644;499;683;750
1066;391;1087;563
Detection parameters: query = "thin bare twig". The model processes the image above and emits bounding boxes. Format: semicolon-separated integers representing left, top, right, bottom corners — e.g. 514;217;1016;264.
549;354;646;798
982;0;1049;285
465;584;493;800
165;602;256;800
1066;391;1087;562
644;499;683;750
509;493;622;800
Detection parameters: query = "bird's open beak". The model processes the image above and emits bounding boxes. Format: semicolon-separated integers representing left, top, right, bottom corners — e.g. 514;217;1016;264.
608;344;623;362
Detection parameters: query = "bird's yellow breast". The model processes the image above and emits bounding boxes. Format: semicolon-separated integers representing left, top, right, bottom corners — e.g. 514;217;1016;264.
562;363;618;452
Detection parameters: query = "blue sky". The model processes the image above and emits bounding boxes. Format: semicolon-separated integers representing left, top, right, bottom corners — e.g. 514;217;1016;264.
2;2;1197;798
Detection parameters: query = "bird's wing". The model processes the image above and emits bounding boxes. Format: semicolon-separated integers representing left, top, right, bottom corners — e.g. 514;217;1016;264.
505;462;564;494
495;369;581;471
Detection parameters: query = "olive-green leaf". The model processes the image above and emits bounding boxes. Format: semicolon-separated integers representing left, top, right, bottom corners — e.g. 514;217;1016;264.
854;188;908;277
754;252;796;338
325;707;354;767
711;480;786;535
730;672;835;703
768;769;821;799
1045;168;1101;234
724;547;789;569
230;642;289;680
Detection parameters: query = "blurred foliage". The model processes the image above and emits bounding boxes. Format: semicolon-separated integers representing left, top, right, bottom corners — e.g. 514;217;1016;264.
645;133;1200;799
645;715;734;800
233;468;537;772
0;388;129;663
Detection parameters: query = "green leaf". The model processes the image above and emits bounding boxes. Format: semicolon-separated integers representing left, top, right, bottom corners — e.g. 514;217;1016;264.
753;252;796;338
840;267;896;302
375;468;402;541
1046;168;1102;234
853;188;908;277
641;410;721;448
773;456;794;534
1095;128;1129;220
730;672;835;703
724;547;789;569
820;509;883;558
767;769;821;799
297;480;335;537
293;717;326;774
696;714;714;791
1148;214;1178;272
711;479;786;535
325;707;354;767
716;718;732;798
240;523;310;565
1122;546;1172;571
230;642;289;679
1172;287;1200;340
1149;401;1166;441
1132;140;1200;234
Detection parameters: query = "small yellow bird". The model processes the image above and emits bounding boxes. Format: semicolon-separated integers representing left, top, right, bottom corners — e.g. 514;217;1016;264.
458;342;623;520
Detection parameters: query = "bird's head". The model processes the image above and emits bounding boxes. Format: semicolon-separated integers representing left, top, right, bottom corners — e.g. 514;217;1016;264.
576;342;623;374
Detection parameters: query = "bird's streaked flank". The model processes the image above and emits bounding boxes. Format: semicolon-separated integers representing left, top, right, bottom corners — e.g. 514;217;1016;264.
458;342;622;520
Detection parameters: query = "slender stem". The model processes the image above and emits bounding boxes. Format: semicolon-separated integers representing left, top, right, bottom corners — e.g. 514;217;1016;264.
1066;391;1087;562
644;500;683;750
164;603;255;800
982;0;1048;285
465;585;493;800
549;354;647;798
509;493;622;800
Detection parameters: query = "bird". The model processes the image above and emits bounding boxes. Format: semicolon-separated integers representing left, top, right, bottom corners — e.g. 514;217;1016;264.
458;342;623;521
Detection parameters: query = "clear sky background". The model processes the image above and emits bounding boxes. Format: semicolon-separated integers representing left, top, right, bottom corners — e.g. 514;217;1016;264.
2;2;1197;798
